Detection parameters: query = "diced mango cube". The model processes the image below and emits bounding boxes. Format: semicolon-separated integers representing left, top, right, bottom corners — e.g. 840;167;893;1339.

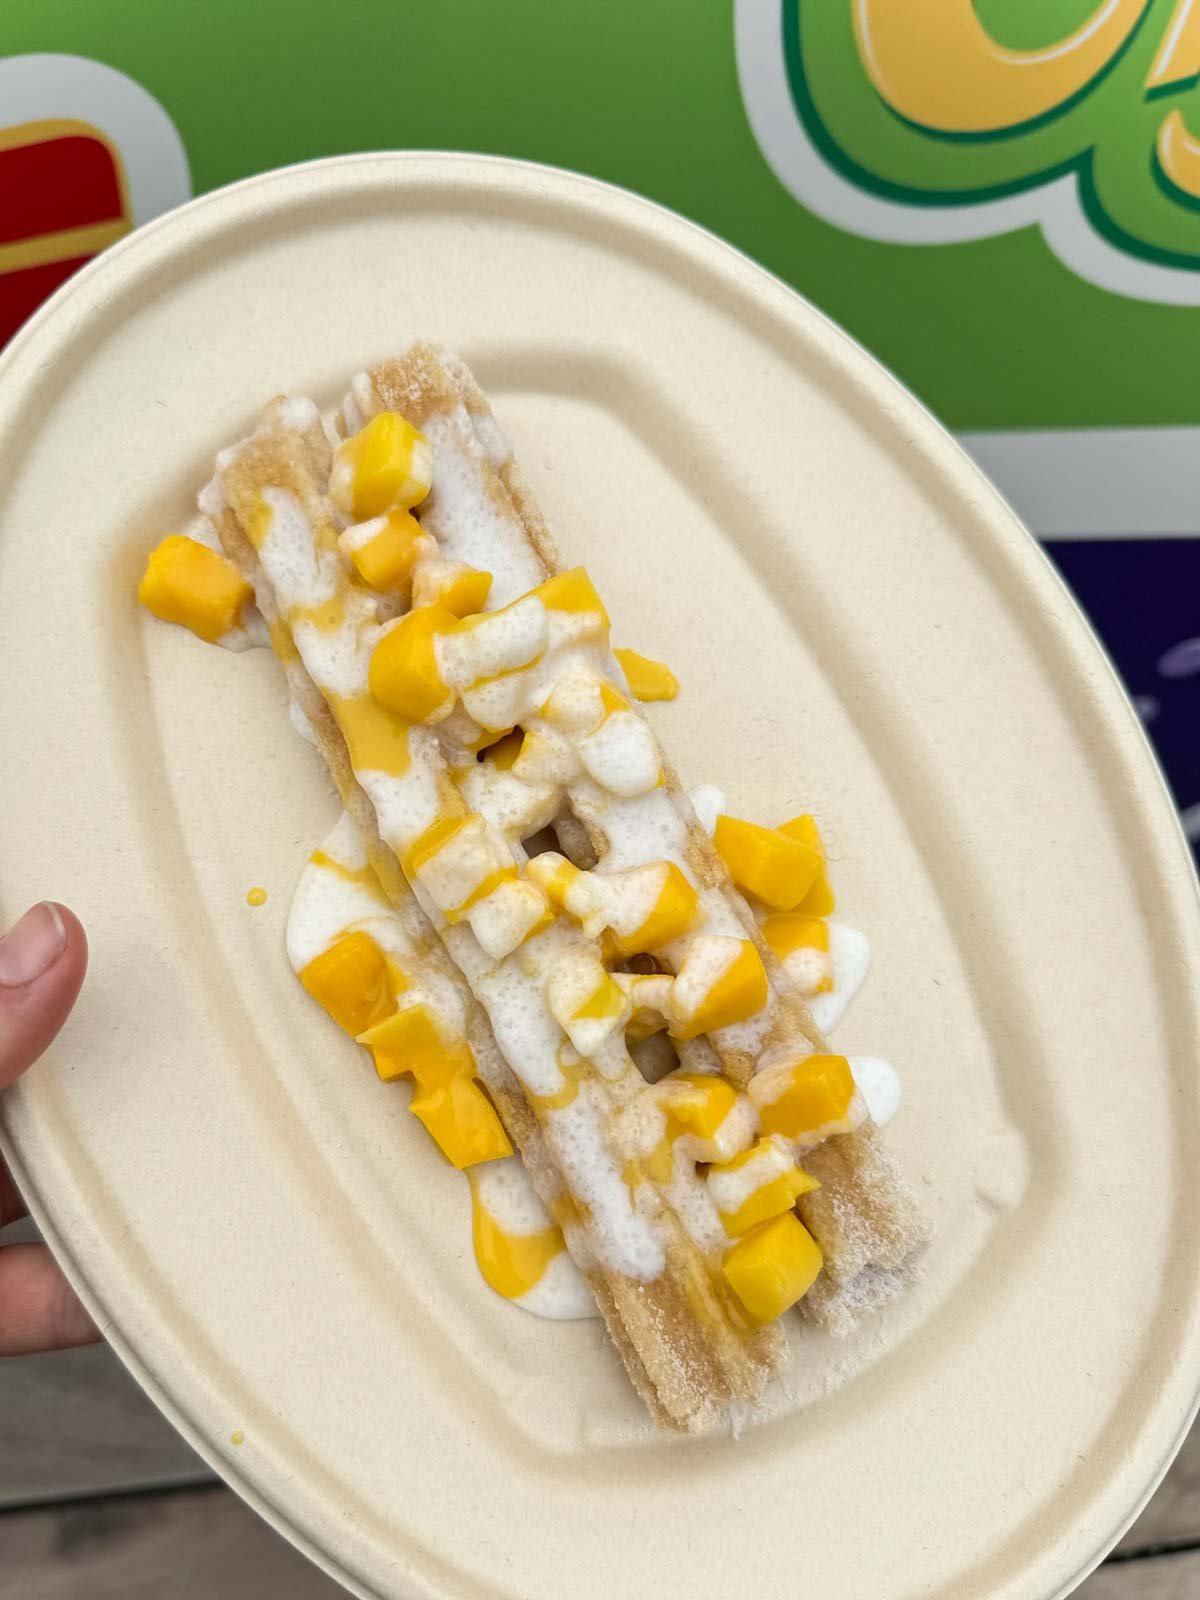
612;862;703;956
721;1170;817;1238
407;814;512;918
762;913;828;960
330;692;413;778
722;1212;824;1323
574;974;629;1023
614;647;679;702
360;1007;511;1168
526;850;583;908
749;1053;857;1141
419;563;493;618
778;815;836;915
298;931;394;1039
137;535;253;644
597;679;629;718
410;1069;513;1168
467;875;554;960
405;816;463;877
762;912;832;995
536;566;610;625
708;1136;820;1237
333;411;433;519
669;937;769;1039
713;814;822;911
342;510;426;594
512;725;577;787
658;1072;738;1141
359;1000;447;1077
547;957;630;1056
369;606;457;722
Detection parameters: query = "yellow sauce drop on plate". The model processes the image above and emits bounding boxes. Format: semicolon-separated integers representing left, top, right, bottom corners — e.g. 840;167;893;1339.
470;1172;565;1301
246;886;268;907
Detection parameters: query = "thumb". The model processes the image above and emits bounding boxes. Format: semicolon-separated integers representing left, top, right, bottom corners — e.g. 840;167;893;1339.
0;904;88;1089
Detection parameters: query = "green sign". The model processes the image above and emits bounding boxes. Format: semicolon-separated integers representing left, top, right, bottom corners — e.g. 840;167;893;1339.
2;0;1196;434
2;5;1196;843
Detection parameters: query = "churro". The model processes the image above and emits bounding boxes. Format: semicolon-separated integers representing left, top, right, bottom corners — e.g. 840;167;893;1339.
137;344;925;1429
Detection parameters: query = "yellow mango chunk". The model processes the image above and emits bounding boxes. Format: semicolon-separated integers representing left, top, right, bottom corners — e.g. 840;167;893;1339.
406;813;512;919
447;868;517;923
369;606;457;722
612;862;703;956
527;849;584;904
334;411;433;519
670;938;768;1039
359;1005;511;1166
764;915;832;985
329;693;412;779
723;1212;824;1323
467;876;554;958
574;974;628;1023
536;566;610;625
713;814;822;911
596;679;630;720
749;1053;857;1141
298;931;394;1039
719;1170;817;1237
423;564;493;618
404;814;467;879
614;647;679;702
778;815;836;916
137;535;253;644
762;912;832;994
708;1138;820;1237
343;510;426;595
658;1072;738;1141
359;1001;449;1079
762;913;828;960
410;1068;513;1168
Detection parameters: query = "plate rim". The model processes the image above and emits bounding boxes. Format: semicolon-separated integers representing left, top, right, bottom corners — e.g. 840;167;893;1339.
1;149;1198;1600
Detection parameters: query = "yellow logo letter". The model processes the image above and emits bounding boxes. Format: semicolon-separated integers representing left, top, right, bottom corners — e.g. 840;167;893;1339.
853;0;1151;133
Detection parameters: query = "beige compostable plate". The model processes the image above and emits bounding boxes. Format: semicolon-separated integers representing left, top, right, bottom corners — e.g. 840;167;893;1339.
1;153;1198;1600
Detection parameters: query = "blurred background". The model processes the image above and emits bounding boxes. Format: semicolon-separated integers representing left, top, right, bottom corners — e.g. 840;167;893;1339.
2;3;1197;1596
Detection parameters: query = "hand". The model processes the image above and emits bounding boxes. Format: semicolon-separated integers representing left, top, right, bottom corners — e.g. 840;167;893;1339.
0;903;96;1354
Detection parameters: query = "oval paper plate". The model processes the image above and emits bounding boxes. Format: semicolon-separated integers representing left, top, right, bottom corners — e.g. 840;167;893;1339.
1;155;1198;1600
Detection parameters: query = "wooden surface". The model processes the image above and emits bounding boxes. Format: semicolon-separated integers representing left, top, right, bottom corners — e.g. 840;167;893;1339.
1;1488;343;1599
0;1214;1196;1595
1;1336;1198;1598
1079;1554;1200;1599
1;1345;211;1510
1114;1427;1200;1554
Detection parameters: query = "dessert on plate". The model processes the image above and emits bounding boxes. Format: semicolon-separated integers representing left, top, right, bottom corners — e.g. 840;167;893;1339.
138;343;925;1432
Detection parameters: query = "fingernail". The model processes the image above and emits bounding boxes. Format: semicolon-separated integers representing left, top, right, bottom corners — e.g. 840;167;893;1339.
0;904;67;988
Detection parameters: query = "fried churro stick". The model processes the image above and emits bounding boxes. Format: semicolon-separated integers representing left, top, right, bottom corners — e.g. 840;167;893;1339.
206;401;784;1433
349;346;923;1324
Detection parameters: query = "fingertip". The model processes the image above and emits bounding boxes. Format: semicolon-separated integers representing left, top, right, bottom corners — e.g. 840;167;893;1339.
47;902;88;999
49;903;87;961
0;902;88;1089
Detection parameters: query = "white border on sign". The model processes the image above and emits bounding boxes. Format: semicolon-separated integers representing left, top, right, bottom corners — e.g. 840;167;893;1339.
958;429;1200;538
0;52;191;227
734;0;1200;308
